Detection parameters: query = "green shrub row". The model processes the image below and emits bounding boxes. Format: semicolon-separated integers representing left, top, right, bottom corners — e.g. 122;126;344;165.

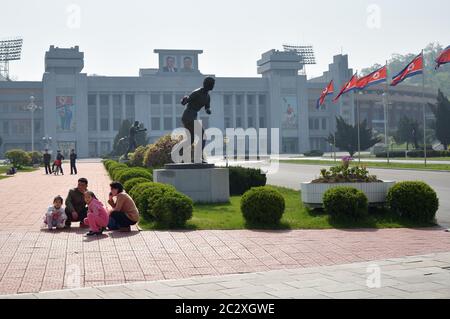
376;150;450;158
229;167;267;196
322;181;439;223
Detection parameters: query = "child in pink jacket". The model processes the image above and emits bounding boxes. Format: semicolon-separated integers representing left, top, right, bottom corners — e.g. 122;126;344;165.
83;191;109;236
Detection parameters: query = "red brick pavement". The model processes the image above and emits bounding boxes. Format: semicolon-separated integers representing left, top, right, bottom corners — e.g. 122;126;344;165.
0;162;449;295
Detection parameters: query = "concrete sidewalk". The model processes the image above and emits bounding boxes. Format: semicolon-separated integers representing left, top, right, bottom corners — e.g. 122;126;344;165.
3;252;449;299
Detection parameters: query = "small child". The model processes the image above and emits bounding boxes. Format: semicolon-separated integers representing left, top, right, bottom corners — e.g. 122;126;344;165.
44;196;67;230
83;191;109;236
53;159;62;175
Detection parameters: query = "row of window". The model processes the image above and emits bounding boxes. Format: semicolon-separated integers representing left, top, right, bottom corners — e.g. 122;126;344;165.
223;94;266;106
1;119;43;136
309;118;328;131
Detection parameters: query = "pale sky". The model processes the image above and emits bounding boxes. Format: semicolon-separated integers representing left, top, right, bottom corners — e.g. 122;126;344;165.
1;0;449;81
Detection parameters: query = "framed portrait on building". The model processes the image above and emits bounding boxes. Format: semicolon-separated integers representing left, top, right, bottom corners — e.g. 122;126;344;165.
162;55;178;72
56;96;76;132
180;55;195;72
282;96;298;129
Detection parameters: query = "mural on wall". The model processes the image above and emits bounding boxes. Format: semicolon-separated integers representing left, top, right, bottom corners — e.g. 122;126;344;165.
56;96;75;132
282;96;298;129
162;56;178;72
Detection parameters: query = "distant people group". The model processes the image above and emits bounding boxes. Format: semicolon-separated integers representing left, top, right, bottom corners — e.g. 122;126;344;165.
43;149;77;176
44;178;140;236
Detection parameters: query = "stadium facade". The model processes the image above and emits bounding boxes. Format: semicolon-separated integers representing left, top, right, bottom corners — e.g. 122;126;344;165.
0;46;437;158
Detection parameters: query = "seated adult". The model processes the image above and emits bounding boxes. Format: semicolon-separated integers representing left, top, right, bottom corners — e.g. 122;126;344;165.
65;178;89;228
107;181;140;232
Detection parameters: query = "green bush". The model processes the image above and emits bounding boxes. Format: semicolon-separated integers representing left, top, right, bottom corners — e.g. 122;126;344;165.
123;177;152;193
143;135;182;168
240;187;285;225
304;150;324;157
129;145;150;167
323;187;368;221
5;149;31;168
229;167;267;196
115;167;153;184
28;151;43;165
129;182;177;220
108;163;128;179
152;192;193;228
103;160;116;171
387;181;439;223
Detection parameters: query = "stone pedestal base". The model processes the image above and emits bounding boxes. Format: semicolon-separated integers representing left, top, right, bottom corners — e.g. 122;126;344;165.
154;164;230;203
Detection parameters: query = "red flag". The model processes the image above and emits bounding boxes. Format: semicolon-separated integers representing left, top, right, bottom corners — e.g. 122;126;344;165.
356;65;387;90
316;80;334;109
436;46;450;69
333;74;359;103
390;53;423;87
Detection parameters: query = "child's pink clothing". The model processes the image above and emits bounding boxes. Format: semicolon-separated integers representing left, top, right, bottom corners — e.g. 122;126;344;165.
83;198;109;232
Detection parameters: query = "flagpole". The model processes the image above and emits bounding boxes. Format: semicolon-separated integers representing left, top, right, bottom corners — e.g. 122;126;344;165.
357;91;361;164
422;49;427;167
384;60;390;165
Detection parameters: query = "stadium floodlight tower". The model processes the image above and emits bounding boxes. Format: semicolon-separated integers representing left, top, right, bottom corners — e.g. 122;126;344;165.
0;37;23;81
283;44;316;75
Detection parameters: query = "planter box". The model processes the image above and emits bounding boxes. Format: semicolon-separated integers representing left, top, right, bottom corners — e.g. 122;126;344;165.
301;181;396;208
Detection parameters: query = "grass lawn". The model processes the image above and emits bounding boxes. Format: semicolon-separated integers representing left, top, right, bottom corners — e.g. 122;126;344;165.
138;186;435;231
0;165;37;180
280;159;450;171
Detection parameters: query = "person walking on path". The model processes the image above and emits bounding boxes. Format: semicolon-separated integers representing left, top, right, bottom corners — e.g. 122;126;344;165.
107;181;140;232
83;191;109;236
70;149;78;175
43;149;52;175
65;178;89;228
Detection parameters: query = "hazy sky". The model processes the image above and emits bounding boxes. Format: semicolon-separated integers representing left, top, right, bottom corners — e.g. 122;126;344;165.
1;0;449;81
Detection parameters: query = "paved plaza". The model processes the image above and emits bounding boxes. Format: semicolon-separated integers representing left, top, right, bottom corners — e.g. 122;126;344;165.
0;162;449;297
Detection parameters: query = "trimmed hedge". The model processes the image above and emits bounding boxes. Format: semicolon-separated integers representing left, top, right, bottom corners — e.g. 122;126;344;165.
152;192;193;227
323;187;368;221
115;167;153;184
304;150;324;157
123;177;152;193
387;181;439;223
129;182;177;220
240;187;285;225
229;167;267;196
376;150;450;158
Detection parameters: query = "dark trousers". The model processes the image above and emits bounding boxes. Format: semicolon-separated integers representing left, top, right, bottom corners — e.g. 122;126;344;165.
70;162;77;174
65;206;88;226
108;211;137;230
44;163;52;174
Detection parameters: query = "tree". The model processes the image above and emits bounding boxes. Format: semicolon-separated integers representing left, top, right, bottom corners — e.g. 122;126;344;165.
429;90;450;150
111;119;148;156
394;116;421;150
328;116;381;157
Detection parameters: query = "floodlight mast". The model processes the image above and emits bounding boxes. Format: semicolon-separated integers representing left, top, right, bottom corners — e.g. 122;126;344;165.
0;37;23;80
283;44;316;75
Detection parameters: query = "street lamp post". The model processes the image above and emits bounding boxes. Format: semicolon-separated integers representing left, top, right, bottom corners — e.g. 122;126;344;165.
24;96;42;152
42;135;52;150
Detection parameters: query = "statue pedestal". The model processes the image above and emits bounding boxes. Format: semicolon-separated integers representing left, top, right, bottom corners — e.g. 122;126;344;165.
154;164;230;203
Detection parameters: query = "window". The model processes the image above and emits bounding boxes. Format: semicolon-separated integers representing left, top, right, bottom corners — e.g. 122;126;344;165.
163;94;172;105
151;94;160;105
2;121;9;135
315;119;320;130
259;117;266;128
176;117;182;128
248;117;254;128
259;95;266;106
224;95;232;106
224;117;231;129
89;142;98;157
200;117;209;128
236;117;242;127
88;105;97;132
113;94;122;131
100;141;110;155
235;95;243;106
247;95;255;106
125;94;135;122
164;118;173;130
151;117;161;131
322;118;327;131
88;94;97;106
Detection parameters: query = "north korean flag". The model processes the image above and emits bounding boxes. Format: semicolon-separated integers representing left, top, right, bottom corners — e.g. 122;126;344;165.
356;65;387;90
316;80;334;109
333;74;359;102
436;46;450;69
390;53;423;87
